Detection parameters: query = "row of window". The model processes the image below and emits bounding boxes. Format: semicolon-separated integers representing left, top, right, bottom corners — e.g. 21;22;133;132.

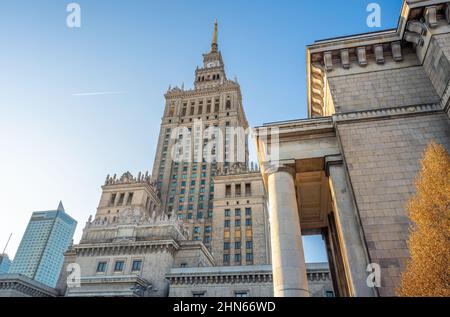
96;259;142;274
197;73;221;82
225;184;252;197
225;208;252;217
223;253;253;263
168;97;232;117
224;218;252;227
109;192;134;207
193;291;249;297
224;241;253;250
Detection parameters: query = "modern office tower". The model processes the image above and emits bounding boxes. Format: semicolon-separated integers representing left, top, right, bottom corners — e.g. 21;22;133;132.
9;202;77;288
0;254;11;274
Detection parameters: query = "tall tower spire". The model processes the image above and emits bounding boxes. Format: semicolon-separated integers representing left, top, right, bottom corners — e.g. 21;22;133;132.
211;19;218;52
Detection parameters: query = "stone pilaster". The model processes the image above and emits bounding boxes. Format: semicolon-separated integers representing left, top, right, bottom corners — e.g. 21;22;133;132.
325;155;376;297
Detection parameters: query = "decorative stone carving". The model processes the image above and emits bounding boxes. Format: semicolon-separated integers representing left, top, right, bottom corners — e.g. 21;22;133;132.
407;21;427;36
323;52;333;71
357;47;367;66
374;44;384;64
424;6;438;28
391;42;403;62
340;49;350;69
404;31;424;46
118;207;144;225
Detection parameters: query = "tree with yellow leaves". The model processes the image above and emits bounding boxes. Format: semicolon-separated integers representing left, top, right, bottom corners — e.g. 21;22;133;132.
397;141;450;297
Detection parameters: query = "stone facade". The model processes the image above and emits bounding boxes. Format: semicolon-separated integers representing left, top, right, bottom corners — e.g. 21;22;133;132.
167;263;333;297
255;0;450;297
211;166;270;267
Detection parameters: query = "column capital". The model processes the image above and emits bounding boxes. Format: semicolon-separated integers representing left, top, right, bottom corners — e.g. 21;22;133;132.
262;160;296;178
325;154;343;177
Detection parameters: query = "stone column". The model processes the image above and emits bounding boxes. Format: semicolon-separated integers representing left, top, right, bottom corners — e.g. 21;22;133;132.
266;164;309;297
326;155;376;297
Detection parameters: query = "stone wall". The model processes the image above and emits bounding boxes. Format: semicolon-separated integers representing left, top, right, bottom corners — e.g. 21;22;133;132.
328;67;440;113
423;34;450;98
337;112;450;296
167;263;334;297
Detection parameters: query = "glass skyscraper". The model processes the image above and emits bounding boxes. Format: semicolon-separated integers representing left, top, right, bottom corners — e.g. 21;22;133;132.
0;254;11;274
9;202;77;288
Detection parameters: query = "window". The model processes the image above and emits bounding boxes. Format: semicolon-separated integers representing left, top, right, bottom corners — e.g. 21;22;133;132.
96;261;107;273
224;220;231;228
118;193;125;205
235;208;241;216
193;292;206;297
325;291;335;297
180;263;187;268
194;227;201;234
235;230;241;238
235;184;241;196
235;291;249;297
246;229;252;238
225;185;231;197
246;253;253;262
235;219;241;227
245;183;251;196
114;260;125;272
246;241;253;249
224;209;231;217
235;241;241;249
224;231;230;239
223;254;230;263
224;242;230;250
235;253;241;263
204;236;211;243
245;208;252;216
109;194;116;206
245;218;252;226
131;260;142;272
205;226;211;233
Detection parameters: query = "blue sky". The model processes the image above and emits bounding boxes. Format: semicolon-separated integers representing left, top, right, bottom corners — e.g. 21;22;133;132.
0;0;402;262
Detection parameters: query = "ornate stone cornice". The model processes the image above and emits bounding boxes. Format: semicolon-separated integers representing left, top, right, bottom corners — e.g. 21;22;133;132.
165;80;241;99
0;274;58;297
333;103;442;124
74;240;179;257
166;270;331;285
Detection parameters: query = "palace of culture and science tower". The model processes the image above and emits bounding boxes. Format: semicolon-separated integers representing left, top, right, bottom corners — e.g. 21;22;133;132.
54;22;333;298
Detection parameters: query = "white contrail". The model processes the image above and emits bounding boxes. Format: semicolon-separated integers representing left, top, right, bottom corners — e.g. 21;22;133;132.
72;91;125;96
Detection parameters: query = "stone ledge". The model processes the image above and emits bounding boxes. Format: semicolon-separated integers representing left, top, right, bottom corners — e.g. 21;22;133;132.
333;103;442;123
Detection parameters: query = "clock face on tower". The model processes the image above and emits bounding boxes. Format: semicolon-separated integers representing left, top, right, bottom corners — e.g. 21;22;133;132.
207;61;217;68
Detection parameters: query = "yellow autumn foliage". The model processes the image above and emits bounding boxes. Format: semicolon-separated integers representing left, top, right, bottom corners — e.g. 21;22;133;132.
397;141;450;297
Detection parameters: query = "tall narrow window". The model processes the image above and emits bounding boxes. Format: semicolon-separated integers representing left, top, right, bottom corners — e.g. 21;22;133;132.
245;183;251;196
126;193;133;206
118;193;125;205
235;184;241;197
109;194;116;207
226;185;231;197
